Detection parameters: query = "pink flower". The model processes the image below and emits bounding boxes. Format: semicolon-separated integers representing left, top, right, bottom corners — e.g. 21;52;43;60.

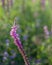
43;25;49;39
10;21;30;65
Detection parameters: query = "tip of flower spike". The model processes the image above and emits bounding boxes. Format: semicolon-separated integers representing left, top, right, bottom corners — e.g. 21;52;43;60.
14;18;17;26
10;18;20;38
13;17;18;26
11;23;19;30
11;18;19;29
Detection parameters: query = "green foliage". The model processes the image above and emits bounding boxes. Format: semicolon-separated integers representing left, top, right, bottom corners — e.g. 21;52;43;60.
0;0;52;65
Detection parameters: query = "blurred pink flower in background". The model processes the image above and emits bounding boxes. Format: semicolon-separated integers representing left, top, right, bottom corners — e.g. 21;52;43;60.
43;25;49;39
41;0;45;11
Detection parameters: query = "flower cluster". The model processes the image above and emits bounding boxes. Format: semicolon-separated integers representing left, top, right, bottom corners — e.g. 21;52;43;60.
10;22;30;65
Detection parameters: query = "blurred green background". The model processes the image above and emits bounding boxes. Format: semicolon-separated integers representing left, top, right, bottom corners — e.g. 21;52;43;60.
0;0;52;65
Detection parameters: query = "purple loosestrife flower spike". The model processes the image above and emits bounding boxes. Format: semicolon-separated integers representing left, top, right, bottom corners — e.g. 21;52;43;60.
10;20;30;65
